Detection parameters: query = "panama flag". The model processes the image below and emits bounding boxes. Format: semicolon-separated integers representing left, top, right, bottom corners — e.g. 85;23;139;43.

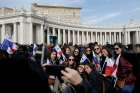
53;45;66;64
80;54;90;64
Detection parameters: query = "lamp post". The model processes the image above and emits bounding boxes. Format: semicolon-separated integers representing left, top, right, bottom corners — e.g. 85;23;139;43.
41;16;47;64
122;25;126;45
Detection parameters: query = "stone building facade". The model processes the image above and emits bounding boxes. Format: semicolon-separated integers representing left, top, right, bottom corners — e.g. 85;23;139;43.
0;3;140;45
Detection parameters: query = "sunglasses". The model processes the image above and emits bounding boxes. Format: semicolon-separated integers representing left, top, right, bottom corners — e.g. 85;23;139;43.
69;59;74;61
114;48;119;50
94;48;99;50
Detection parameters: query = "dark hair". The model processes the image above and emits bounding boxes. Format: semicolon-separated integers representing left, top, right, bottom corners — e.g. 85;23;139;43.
85;62;96;71
73;47;80;55
67;54;77;69
0;55;51;92
114;42;123;48
121;52;140;78
48;50;58;60
102;46;112;58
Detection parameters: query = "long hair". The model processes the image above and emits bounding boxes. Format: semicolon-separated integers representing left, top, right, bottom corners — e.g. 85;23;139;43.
102;46;112;58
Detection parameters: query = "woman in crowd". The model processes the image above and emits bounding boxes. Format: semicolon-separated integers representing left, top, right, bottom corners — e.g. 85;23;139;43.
63;46;72;60
45;50;59;65
84;62;113;93
67;55;77;69
93;44;102;63
84;63;101;93
114;52;139;93
85;47;92;62
73;47;81;67
101;46;115;77
77;64;88;80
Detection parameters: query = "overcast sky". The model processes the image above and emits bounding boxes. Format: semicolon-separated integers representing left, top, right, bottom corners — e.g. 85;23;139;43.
0;0;140;27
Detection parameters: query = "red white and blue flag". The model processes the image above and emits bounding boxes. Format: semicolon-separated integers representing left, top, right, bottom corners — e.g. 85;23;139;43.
1;36;17;54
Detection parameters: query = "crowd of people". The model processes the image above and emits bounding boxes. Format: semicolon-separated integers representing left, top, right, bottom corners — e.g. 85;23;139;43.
0;40;140;93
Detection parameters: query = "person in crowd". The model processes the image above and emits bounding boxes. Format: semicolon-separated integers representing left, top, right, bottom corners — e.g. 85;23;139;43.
85;47;93;63
114;52;139;93
84;59;113;93
93;44;102;63
113;43;124;59
93;45;102;72
101;46;115;77
63;46;72;60
67;55;77;69
48;75;63;93
73;47;81;67
45;50;59;65
0;51;51;93
112;43;124;80
77;65;85;75
61;67;97;93
84;63;103;93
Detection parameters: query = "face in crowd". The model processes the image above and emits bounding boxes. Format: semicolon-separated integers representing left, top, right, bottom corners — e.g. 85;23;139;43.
65;47;71;55
50;51;57;60
68;55;75;66
77;65;85;73
102;48;109;57
73;48;80;56
85;47;92;55
114;44;122;55
94;45;100;54
84;64;93;74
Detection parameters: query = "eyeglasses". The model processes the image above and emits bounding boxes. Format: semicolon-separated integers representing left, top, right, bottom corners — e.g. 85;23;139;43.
69;59;74;61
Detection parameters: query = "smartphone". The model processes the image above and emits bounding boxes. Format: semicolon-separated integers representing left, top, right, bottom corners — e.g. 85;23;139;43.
44;65;65;76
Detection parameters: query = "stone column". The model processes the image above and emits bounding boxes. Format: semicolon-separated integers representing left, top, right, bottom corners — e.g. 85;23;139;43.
95;32;97;42
40;24;44;44
47;27;50;45
124;31;128;45
136;31;138;44
114;32;116;43
73;30;75;45
13;23;17;42
58;28;61;44
100;32;102;45
68;29;71;44
82;31;84;45
1;24;5;42
29;22;33;44
52;27;55;36
86;31;88;44
138;31;140;44
63;29;66;44
77;30;79;45
19;22;24;44
119;32;121;43
127;31;130;44
90;31;92;43
109;32;111;44
105;32;106;45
